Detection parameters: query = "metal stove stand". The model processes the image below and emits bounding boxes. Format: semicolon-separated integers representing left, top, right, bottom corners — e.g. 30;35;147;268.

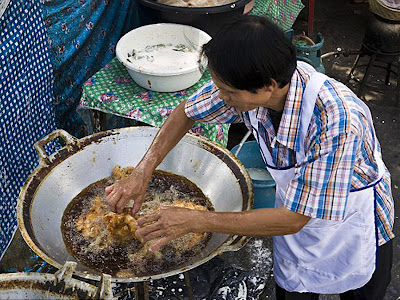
113;271;195;300
135;272;194;300
346;12;400;105
347;43;400;105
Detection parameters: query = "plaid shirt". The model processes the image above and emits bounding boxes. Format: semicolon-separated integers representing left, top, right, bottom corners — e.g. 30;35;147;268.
184;62;394;245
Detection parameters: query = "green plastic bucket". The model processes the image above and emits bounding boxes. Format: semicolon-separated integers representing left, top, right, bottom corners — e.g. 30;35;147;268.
231;141;276;209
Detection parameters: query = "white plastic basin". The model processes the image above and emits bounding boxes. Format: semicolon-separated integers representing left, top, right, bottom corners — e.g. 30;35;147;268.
116;23;212;92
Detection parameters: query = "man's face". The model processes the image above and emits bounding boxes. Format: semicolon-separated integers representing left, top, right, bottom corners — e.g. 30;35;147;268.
211;73;273;112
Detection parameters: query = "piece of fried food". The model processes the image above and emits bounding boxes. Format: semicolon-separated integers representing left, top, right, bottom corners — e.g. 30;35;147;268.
103;212;141;243
169;200;208;211
76;196;107;238
77;167;208;248
112;165;134;181
75;195;141;243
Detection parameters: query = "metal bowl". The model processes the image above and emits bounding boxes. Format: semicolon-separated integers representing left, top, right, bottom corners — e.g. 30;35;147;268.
17;127;253;283
137;0;252;36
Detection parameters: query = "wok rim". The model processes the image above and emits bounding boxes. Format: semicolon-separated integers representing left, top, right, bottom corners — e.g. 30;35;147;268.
0;272;98;297
16;126;254;283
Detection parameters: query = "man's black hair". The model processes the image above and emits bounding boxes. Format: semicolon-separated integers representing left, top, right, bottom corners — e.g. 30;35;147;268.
201;15;297;92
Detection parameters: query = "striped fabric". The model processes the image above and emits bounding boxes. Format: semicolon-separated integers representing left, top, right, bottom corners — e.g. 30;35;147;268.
184;62;394;245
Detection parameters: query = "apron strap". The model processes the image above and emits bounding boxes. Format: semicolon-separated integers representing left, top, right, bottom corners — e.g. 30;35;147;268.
249;71;385;184
348;95;386;183
297;72;329;163
299;73;385;185
249;72;329;168
249;109;276;167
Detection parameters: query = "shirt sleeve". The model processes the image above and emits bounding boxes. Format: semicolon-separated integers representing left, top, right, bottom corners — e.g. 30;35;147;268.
284;131;359;221
184;80;242;124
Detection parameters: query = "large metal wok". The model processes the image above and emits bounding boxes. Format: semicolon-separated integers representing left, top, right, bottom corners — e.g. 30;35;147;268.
0;262;113;299
17;127;253;283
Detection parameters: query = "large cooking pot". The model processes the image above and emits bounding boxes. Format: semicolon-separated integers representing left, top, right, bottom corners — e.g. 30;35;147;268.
137;0;252;36
17;127;253;283
363;12;400;54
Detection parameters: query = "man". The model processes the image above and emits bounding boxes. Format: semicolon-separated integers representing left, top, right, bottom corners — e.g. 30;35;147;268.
105;16;394;298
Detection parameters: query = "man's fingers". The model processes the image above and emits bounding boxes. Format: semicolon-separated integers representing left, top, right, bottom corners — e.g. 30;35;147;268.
132;196;144;216
107;189;121;212
132;205;139;216
105;185;114;196
116;200;126;214
106;188;117;202
149;236;171;252
137;212;160;227
116;193;131;213
136;218;161;239
137;229;164;243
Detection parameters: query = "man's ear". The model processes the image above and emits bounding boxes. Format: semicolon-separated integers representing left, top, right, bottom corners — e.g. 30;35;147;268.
270;79;280;90
263;79;279;93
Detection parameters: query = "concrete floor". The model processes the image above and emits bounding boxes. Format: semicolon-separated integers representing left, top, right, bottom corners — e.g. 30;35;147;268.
1;0;399;298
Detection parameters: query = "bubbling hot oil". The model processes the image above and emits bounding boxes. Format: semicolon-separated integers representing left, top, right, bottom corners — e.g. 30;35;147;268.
62;170;213;277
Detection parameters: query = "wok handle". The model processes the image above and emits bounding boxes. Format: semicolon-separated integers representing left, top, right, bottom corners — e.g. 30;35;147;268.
34;129;78;164
95;274;113;300
54;261;77;284
219;235;249;252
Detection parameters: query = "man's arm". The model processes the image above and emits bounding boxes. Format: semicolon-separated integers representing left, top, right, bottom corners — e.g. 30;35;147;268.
136;206;311;251
106;100;195;214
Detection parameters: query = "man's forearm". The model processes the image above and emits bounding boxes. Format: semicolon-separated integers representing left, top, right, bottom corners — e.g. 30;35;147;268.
194;206;311;236
136;100;195;178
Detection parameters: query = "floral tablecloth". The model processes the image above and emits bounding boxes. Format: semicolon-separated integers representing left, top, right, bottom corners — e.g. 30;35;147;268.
78;0;304;147
78;59;229;145
253;0;304;31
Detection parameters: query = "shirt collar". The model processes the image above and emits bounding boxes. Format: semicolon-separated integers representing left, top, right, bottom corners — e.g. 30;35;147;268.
275;63;312;152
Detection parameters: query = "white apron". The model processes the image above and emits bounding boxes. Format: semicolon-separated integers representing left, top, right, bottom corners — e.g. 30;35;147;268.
249;72;386;294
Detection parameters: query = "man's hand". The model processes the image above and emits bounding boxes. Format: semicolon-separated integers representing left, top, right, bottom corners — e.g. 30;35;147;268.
105;100;195;216
105;168;149;215
134;205;311;252
135;206;200;252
